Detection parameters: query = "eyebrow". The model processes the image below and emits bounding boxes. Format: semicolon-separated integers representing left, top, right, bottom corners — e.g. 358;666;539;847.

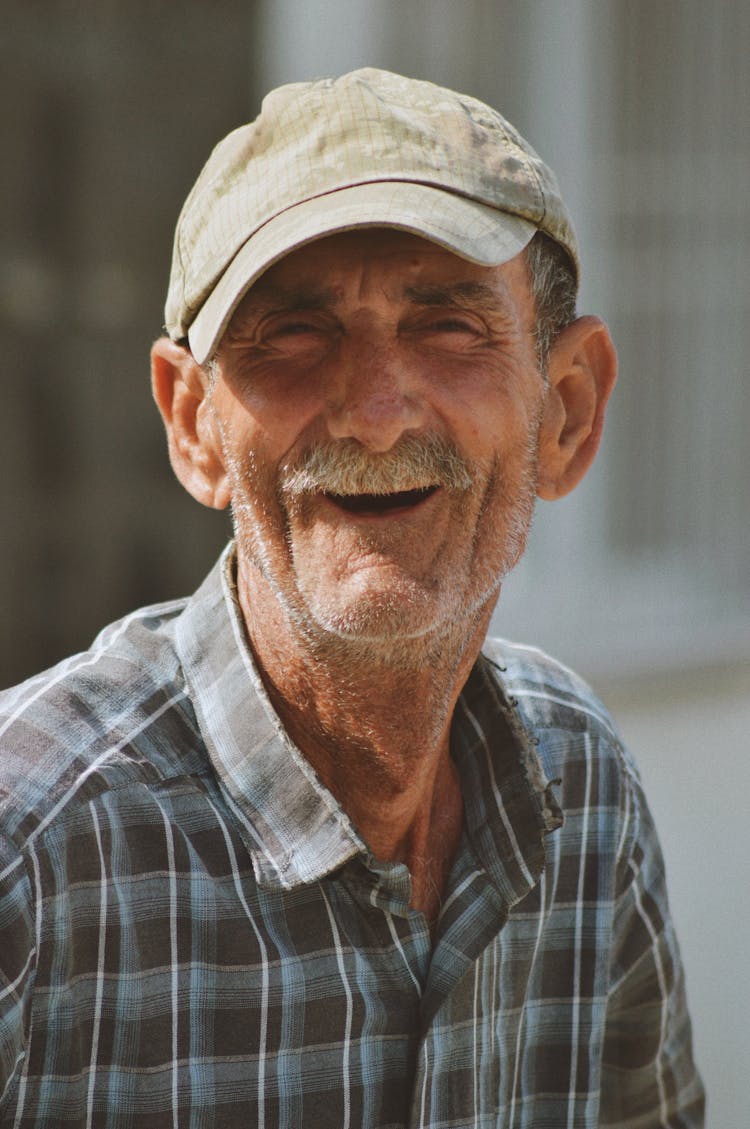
238;283;340;315
403;280;508;313
245;279;506;310
233;278;511;331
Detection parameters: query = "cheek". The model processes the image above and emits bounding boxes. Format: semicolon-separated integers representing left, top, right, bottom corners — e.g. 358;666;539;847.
438;408;534;480
215;403;307;511
214;415;283;524
432;362;544;454
221;362;327;439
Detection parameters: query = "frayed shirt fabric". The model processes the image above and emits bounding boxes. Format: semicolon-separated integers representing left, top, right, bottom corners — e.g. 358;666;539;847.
0;547;704;1128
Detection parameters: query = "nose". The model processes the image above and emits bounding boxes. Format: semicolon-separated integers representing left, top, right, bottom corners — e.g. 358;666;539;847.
324;339;429;452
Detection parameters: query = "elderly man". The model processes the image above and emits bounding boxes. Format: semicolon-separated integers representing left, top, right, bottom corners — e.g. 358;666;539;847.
0;70;703;1127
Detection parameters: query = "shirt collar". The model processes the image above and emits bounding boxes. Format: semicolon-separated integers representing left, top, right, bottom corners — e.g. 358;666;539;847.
451;653;563;908
174;544;366;888
174;544;562;898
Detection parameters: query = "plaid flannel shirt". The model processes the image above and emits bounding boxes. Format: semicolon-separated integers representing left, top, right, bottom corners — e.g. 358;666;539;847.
0;546;704;1127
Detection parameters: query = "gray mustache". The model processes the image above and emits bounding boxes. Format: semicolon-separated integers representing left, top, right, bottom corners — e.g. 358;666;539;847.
281;434;474;497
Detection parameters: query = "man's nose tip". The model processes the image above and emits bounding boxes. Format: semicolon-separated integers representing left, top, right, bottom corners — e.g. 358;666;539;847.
325;388;428;451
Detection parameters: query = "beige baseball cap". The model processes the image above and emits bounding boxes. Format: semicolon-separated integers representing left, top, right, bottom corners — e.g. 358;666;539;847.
165;68;579;364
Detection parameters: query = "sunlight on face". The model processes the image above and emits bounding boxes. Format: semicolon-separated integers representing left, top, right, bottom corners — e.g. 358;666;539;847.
211;230;546;658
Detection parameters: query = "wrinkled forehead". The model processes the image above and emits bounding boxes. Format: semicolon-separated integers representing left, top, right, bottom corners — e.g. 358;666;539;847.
223;227;535;337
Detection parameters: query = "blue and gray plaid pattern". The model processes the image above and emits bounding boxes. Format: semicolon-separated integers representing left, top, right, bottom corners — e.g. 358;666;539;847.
0;546;704;1127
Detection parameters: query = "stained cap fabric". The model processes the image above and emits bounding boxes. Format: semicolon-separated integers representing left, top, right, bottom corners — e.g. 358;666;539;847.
164;68;579;364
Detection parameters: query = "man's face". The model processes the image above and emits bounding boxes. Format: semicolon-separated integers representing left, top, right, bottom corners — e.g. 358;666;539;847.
208;229;547;651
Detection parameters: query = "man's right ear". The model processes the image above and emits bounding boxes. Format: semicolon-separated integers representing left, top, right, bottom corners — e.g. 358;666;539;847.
150;337;231;510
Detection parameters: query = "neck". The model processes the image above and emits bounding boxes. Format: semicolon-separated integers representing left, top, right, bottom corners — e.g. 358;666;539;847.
236;557;497;926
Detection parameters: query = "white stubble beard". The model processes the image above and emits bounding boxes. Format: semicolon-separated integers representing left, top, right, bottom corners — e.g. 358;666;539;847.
220;423;541;671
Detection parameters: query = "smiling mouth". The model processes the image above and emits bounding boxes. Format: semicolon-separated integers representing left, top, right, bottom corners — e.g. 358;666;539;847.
324;486;439;515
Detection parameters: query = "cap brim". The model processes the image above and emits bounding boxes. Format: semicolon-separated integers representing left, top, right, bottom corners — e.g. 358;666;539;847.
187;181;536;363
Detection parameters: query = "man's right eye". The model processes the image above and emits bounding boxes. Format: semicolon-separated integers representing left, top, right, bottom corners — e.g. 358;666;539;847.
257;315;340;360
263;313;335;341
272;319;322;336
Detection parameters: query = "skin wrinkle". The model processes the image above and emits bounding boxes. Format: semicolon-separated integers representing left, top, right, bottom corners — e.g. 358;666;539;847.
205;234;548;698
207;245;548;653
223;428;470;761
219;273;524;373
219;428;539;670
202;231;577;379
215;435;524;773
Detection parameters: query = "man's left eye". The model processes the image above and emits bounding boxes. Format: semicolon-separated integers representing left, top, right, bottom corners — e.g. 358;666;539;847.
417;315;483;340
272;320;323;336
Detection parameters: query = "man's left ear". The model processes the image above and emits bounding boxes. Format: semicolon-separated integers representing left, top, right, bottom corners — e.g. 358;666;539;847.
536;315;617;500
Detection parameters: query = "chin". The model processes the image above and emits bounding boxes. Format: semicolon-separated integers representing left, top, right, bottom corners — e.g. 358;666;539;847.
303;586;445;642
291;573;501;666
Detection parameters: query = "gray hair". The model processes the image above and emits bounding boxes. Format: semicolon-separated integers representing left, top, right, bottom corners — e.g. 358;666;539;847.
202;354;220;391
525;230;578;370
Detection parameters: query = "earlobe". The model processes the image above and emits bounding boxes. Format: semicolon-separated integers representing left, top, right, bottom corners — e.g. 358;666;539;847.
536;316;617;500
150;337;231;510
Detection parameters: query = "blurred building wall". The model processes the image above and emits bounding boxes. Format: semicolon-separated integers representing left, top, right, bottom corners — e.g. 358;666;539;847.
2;2;748;1124
602;664;749;1129
1;2;252;684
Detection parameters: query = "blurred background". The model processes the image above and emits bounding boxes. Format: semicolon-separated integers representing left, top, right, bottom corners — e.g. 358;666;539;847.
1;1;747;1122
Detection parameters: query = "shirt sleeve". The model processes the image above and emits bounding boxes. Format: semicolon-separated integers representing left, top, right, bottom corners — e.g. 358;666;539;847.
0;833;36;1109
600;762;705;1128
